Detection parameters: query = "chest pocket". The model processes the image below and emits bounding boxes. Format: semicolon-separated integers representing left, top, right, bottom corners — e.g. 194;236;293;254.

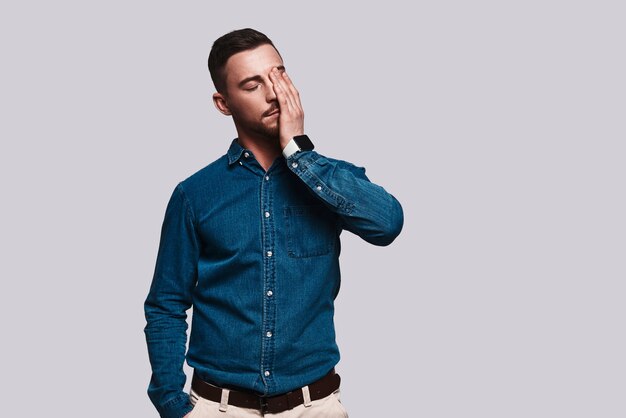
284;205;337;258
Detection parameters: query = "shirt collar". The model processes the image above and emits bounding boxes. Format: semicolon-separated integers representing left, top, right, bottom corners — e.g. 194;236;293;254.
226;138;287;172
227;138;246;165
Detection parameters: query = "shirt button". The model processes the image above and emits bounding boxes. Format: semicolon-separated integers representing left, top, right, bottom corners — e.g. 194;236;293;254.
264;211;270;218
266;290;273;297
264;371;270;377
291;162;298;168
266;251;273;257
266;331;273;338
244;152;250;158
316;185;322;191
265;176;270;181
238;161;243;165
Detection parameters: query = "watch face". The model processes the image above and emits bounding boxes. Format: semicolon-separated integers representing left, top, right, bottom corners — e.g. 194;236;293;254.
294;135;315;151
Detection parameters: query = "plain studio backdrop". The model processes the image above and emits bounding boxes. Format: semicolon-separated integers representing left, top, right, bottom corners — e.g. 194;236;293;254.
1;1;624;417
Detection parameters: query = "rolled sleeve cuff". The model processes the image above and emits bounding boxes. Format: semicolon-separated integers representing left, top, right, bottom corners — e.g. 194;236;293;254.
285;149;320;169
156;393;193;418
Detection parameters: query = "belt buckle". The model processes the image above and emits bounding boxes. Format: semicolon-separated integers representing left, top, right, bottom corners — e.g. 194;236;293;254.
260;396;269;414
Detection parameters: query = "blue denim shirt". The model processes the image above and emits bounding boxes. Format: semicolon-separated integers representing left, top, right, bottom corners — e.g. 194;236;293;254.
144;139;403;418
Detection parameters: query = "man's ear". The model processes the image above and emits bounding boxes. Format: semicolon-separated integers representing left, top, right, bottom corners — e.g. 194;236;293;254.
213;92;232;116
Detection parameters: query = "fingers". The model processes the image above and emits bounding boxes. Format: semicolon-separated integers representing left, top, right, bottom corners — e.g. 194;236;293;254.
270;71;293;111
269;68;292;111
280;71;302;110
270;68;302;114
269;67;305;146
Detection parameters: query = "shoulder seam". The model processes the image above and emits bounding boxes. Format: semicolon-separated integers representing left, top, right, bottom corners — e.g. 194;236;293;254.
175;182;197;227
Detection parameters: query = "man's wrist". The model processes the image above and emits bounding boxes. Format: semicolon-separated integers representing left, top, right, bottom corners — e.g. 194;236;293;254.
282;135;314;159
282;139;301;159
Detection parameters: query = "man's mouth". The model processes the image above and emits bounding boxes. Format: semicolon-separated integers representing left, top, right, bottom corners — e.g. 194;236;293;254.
264;107;280;117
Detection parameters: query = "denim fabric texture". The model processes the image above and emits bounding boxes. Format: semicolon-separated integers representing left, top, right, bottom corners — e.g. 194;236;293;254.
144;139;404;418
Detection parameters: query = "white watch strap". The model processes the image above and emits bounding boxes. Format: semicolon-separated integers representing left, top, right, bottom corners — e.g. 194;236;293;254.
282;138;300;159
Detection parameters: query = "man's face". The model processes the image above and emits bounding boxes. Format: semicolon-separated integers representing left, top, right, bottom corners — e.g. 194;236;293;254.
217;44;284;141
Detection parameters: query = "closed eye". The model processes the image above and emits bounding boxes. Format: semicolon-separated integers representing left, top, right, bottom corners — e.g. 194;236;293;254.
245;84;260;91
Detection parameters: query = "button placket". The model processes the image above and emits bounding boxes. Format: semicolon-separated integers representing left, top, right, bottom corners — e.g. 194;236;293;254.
259;171;276;390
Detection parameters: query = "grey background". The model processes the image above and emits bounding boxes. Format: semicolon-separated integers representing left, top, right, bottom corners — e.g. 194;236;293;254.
1;1;624;417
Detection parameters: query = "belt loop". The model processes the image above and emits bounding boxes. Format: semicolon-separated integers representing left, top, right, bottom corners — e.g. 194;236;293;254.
219;388;230;412
302;385;312;407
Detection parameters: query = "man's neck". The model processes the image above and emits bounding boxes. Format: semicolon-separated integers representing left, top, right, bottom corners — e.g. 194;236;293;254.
236;134;282;172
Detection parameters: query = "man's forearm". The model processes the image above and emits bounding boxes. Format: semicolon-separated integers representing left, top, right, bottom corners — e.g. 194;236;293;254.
286;150;404;246
144;311;194;418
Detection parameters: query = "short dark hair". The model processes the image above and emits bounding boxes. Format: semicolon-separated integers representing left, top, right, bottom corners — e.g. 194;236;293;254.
208;28;279;93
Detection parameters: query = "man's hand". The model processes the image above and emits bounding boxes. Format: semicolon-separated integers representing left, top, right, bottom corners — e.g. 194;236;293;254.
269;67;304;149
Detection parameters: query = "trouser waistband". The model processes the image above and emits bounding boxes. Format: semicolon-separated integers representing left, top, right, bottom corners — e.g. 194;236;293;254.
191;369;340;414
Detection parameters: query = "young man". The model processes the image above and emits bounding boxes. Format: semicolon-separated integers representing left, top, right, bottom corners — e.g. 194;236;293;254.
144;28;403;418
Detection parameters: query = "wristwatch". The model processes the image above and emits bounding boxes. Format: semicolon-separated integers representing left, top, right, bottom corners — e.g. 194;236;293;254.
282;135;315;159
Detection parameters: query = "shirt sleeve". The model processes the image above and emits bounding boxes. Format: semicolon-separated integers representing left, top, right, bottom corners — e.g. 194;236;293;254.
144;183;198;418
286;150;404;246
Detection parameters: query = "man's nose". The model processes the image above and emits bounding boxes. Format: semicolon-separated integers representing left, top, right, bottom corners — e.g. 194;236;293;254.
266;80;277;102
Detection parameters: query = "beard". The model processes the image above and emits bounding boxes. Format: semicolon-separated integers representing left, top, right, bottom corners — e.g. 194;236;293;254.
250;117;279;140
233;109;280;142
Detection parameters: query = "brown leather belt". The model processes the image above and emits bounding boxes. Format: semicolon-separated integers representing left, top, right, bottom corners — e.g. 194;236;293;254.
191;369;340;414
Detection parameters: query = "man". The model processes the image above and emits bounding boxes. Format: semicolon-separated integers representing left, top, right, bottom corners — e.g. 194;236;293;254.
144;28;403;418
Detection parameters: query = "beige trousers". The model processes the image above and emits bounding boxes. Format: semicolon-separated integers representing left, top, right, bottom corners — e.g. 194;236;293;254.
187;387;349;418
